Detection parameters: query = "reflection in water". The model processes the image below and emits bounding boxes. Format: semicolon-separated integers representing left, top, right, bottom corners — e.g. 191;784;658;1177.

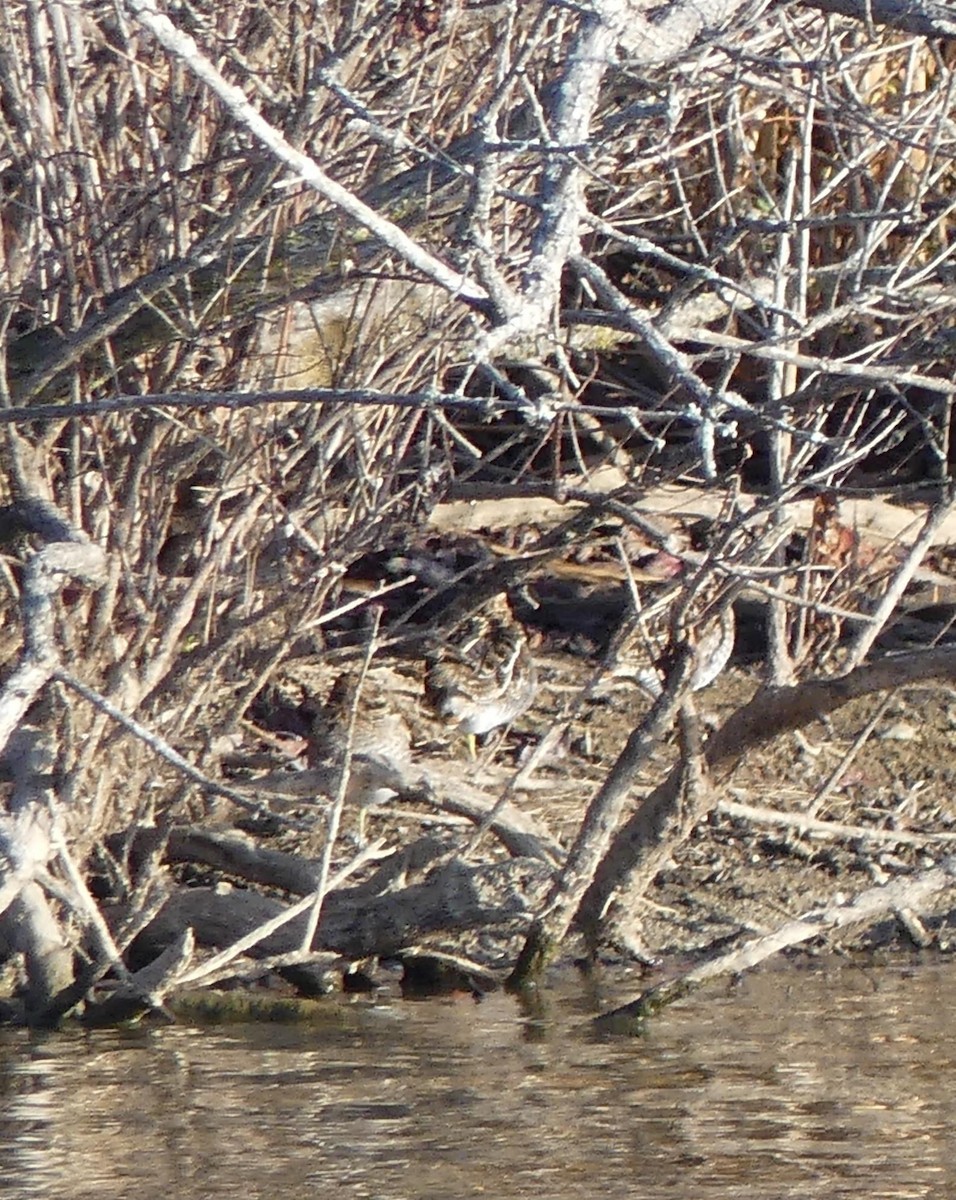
0;964;953;1199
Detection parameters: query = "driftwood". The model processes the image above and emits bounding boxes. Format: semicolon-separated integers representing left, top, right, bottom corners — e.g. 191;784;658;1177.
594;858;956;1032
717;797;956;849
0;497;109;1019
133;853;552;969
164;827;450;899
81;929;195;1028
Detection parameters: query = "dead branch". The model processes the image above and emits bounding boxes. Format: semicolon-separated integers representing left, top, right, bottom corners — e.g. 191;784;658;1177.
807;0;956;38
0;500;107;1020
80;928;194;1028
126;0;488;310
242;756;564;864
718;796;956;847
136;854;553;977
577;646;956;947
594;857;956;1031
509;643;704;984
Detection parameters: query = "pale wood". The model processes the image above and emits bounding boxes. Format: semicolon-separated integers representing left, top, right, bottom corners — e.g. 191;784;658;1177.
595;858;956;1030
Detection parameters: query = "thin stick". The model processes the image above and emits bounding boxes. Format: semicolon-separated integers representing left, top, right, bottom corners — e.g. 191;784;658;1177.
299;609;383;952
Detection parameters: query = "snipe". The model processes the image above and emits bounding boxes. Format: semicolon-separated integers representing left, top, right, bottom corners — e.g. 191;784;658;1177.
603;552;735;698
309;672;413;842
424;593;537;753
610;602;736;698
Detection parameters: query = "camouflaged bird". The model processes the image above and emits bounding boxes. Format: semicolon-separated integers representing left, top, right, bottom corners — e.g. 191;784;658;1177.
309;672;413;842
424;593;537;754
601;552;736;698
608;600;736;698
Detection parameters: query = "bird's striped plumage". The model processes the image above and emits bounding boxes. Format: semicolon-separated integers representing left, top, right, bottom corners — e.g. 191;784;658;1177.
424;593;537;744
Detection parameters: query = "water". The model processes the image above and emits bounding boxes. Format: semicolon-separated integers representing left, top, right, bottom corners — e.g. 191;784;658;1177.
0;962;952;1200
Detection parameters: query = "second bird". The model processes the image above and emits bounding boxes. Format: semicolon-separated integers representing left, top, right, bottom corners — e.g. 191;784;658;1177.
424;593;537;754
